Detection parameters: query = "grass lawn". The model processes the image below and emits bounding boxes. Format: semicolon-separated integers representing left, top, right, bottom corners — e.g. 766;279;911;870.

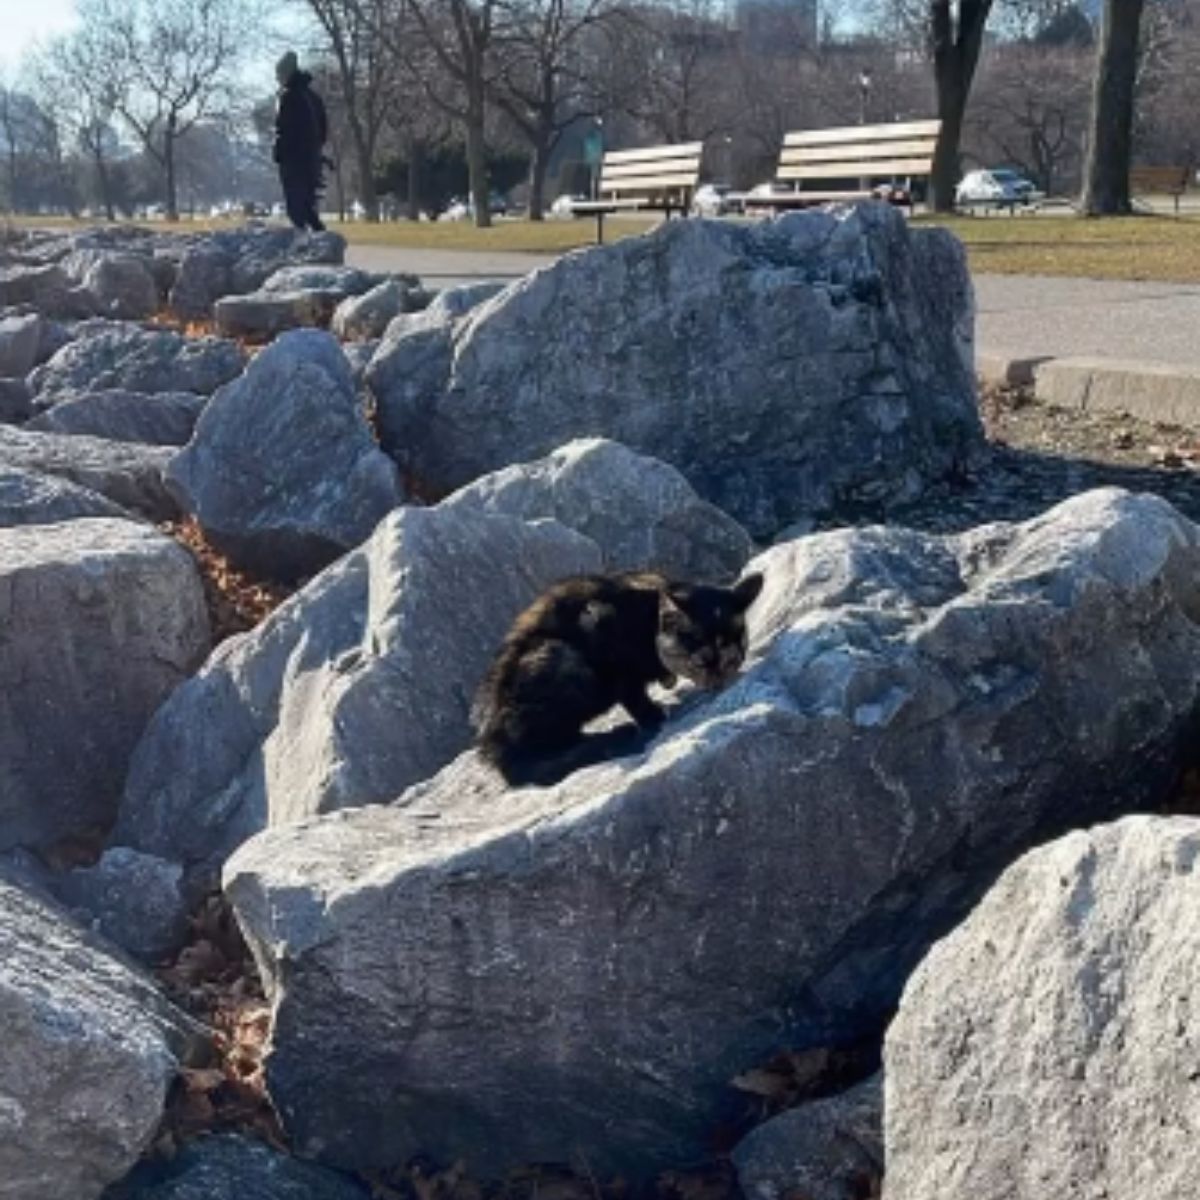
8;208;1200;282
924;212;1200;283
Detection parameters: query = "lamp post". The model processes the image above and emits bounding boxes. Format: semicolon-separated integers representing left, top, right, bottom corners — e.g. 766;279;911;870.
859;69;873;125
858;69;873;192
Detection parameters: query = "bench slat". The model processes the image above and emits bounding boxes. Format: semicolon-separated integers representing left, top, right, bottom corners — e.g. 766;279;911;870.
782;138;938;165
601;159;703;183
784;120;941;147
602;142;704;165
599;174;701;193
780;157;934;180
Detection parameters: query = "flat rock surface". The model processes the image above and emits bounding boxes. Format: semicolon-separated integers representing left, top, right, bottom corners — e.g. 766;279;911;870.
225;488;1200;1179
0;878;204;1200
885;815;1200;1200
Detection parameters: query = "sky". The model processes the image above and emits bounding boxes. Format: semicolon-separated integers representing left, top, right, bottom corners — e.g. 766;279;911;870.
0;0;80;75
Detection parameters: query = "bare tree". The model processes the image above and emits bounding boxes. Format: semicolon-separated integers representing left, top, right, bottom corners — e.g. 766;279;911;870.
300;0;401;219
360;0;499;226
1081;0;1146;214
969;42;1091;193
30;32;126;220
80;0;255;220
491;0;617;219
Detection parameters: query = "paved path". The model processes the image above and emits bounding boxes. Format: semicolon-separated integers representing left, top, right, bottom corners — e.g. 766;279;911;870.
347;243;1200;371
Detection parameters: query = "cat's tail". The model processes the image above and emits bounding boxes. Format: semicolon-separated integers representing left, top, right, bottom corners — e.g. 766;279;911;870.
479;723;651;789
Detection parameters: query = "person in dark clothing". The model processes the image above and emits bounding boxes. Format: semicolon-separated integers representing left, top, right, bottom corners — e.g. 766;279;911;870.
273;52;328;233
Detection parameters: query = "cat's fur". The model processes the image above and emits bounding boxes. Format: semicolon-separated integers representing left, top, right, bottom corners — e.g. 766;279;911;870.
474;570;764;787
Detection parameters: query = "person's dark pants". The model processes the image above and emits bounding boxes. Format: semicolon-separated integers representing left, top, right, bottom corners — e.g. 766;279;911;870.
279;162;325;232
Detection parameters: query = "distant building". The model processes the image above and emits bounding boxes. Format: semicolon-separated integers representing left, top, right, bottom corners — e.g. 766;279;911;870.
735;0;819;55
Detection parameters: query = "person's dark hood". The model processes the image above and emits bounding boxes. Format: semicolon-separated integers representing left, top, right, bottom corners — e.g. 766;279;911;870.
283;70;314;90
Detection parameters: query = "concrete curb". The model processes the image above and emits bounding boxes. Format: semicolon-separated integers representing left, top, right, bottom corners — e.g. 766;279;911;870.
1033;357;1200;427
976;352;1053;388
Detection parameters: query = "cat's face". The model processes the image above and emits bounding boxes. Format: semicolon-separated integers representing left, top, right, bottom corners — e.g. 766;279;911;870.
656;573;764;690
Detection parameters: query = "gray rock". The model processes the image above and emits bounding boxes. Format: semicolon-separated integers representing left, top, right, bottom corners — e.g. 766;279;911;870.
102;1134;371;1200
0;878;204;1200
367;205;980;538
118;506;600;889
0;518;210;852
52;847;191;964
225;488;1200;1179
35;318;72;366
29;389;206;446
733;1075;883;1200
882;815;1200;1200
225;227;348;295
0;426;176;518
168;246;233;321
343;340;378;387
0;262;71;313
166;329;402;580
31;325;245;399
212;290;324;340
260;263;378;299
332;278;423;341
0;465;130;526
0;312;43;377
440;437;753;581
0;378;32;423
83;254;160;320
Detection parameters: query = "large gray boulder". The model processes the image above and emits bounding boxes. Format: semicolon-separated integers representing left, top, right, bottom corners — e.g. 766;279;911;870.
31;325;245;400
103;1134;371;1200
28;389;205;446
117;505;600;889
0;519;210;852
83;254;159;321
332;278;427;341
0;426;176;518
0;465;130;526
0;878;204;1200
212;290;324;340
0;378;32;423
52;847;191;964
225;488;1200;1179
165;329;403;580
168;245;233;321
440;436;753;581
733;1075;883;1200
366;206;980;537
260;263;378;300
0;262;87;316
883;815;1200;1200
0;312;43;378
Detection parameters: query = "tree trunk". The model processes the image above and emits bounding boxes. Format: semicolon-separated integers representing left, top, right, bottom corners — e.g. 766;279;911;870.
406;134;424;220
164;113;179;222
1081;0;1145;215
528;135;550;222
350;120;379;221
93;148;115;221
928;0;994;213
465;76;491;229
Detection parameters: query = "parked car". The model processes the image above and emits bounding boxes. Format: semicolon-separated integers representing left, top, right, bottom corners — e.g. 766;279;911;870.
692;183;738;217
955;168;1043;211
742;180;795;215
550;193;588;219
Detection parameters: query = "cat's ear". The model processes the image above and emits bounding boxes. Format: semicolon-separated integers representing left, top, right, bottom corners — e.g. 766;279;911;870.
732;572;764;612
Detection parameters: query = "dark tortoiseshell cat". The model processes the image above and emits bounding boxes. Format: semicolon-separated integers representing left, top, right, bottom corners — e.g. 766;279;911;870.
474;570;764;787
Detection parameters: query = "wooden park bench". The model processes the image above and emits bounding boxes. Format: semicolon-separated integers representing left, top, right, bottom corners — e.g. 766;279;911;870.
571;142;703;243
739;119;941;213
1130;165;1190;215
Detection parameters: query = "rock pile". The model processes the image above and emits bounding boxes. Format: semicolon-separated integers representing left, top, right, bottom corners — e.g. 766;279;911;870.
2;211;1193;1199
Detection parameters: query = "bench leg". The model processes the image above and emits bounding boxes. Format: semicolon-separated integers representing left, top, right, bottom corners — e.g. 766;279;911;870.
596;211;605;244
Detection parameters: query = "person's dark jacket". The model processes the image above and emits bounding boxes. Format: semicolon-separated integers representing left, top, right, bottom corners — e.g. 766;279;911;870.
273;72;327;171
